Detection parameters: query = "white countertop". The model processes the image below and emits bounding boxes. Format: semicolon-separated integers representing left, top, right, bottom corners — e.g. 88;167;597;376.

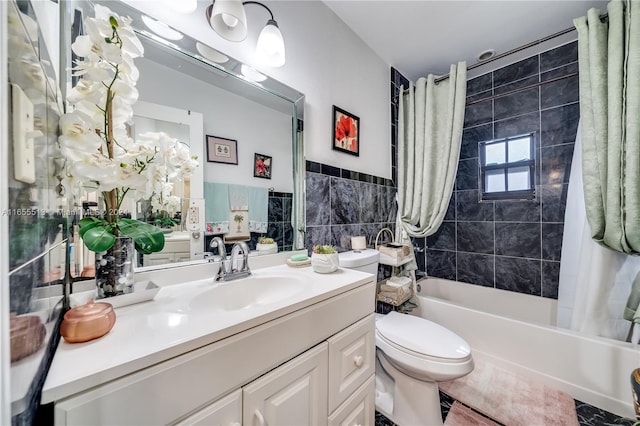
42;260;373;403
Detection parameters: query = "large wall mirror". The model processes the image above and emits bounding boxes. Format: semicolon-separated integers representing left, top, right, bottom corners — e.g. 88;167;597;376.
63;0;305;272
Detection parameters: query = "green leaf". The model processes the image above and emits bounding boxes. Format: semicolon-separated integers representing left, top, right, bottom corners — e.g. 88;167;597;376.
82;225;117;252
118;219;165;255
109;16;118;28
78;217;106;239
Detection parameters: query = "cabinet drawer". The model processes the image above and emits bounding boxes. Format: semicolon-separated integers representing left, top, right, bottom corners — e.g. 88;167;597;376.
328;375;375;426
174;389;241;426
327;314;375;413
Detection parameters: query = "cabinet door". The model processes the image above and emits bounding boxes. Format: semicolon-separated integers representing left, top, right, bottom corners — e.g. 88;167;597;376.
327;314;375;413
243;342;328;426
328;375;375;426
175;389;241;426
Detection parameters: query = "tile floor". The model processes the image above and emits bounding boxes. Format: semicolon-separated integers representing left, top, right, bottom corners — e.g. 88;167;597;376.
374;391;637;426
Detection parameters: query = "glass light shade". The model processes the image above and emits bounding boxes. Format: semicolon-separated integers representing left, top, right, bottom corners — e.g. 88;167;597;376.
141;15;183;41
195;42;230;64
241;64;267;82
256;20;285;67
208;0;248;42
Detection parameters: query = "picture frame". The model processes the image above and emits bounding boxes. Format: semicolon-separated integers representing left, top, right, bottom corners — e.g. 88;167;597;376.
332;105;360;156
253;153;272;179
206;135;238;164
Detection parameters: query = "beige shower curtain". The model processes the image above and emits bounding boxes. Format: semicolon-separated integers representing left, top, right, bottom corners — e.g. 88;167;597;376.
574;0;640;254
396;62;467;249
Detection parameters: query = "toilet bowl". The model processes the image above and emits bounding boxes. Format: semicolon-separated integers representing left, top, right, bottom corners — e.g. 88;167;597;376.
339;250;474;426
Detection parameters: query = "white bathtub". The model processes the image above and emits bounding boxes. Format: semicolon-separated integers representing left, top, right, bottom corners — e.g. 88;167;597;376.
414;277;639;419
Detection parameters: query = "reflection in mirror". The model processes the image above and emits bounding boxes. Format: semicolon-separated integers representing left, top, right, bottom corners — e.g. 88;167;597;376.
65;0;305;272
7;0;67;421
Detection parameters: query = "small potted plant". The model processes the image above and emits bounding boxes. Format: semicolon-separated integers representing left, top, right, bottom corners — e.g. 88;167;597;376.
256;236;278;254
311;245;339;274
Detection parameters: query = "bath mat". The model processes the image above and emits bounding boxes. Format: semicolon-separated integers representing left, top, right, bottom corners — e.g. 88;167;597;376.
439;359;579;426
444;401;502;426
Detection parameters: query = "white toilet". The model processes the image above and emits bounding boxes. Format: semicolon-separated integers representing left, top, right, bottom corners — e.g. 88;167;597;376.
339;249;474;426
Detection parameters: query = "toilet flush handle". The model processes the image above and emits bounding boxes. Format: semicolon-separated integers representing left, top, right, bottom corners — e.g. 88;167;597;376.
353;355;364;368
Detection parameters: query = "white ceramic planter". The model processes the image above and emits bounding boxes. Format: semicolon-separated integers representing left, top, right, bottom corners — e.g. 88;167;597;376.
311;252;339;274
256;243;278;254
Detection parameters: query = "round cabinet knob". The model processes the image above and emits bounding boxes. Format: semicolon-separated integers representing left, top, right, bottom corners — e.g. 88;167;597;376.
353;355;364;368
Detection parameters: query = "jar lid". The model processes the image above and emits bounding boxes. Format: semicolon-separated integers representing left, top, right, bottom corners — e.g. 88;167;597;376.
64;299;114;322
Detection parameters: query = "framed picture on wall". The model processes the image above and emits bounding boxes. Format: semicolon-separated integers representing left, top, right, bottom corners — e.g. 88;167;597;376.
206;135;238;164
332;105;359;156
254;153;272;179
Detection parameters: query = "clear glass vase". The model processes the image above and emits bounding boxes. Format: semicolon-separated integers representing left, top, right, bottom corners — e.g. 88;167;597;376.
95;236;134;298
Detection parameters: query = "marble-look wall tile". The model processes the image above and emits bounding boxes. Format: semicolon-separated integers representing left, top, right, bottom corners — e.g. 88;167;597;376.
331;224;362;251
456;158;479;191
540;144;574;185
495;222;541;259
495;256;541;296
541;103;580;147
467;73;492;96
331;177;360;224
306;172;330;226
456;190;494;221
540;41;578;71
494;87;540;121
494;111;540;140
305;225;331;253
464;100;493;128
427;249;457;280
444;192;456;221
268;197;283;223
457;252;495;287
541;260;560;299
427;221;456;251
542;223;563;261
540;74;580;109
541;183;568;223
457;221;494;254
541;62;578;82
495;199;540;222
461;124;492;159
493;56;539;87
494;75;538;95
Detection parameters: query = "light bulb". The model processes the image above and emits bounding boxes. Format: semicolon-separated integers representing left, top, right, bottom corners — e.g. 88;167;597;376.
256;20;285;67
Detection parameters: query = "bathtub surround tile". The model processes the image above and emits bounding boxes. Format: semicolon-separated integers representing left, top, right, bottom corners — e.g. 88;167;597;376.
542;223;564;261
495;256;542;296
493;75;539;96
445;192;456;221
541;61;579;82
457;221;495;254
495;199;541;223
493;111;540;140
493;56;539;87
464;100;493;128
456;190;494;222
541;103;580;147
427;222;456;251
540;41;578;71
541;184;568;223
461;124;493;159
541;260;560;299
540;74;580;109
495;222;541;259
427;249;457;281
540;144;575;185
493;87;540;121
457;252;495;287
467;73;492;96
456;158;479;191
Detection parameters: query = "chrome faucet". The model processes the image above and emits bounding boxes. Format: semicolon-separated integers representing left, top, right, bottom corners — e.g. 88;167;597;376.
226;241;251;281
209;236;229;281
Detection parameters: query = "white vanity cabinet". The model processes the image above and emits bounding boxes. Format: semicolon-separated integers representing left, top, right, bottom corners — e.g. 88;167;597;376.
143;237;190;266
51;275;376;425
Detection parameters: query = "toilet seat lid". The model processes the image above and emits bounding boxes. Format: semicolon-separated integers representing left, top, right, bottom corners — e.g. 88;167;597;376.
376;312;471;360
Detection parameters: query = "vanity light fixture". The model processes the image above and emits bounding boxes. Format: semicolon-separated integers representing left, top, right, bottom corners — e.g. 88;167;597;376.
206;0;286;67
141;15;184;41
240;64;267;82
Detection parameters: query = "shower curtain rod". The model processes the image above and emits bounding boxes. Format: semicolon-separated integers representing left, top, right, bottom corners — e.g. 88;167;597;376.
433;12;607;84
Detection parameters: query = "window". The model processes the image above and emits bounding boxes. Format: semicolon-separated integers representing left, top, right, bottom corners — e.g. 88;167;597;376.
479;133;535;201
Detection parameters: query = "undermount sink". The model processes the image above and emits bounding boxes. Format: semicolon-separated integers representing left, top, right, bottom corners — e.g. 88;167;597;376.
189;274;310;311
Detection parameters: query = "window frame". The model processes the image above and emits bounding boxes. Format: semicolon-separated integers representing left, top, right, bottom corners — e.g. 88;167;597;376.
479;132;536;201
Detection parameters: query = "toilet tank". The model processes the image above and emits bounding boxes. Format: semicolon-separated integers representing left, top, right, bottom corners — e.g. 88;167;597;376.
338;249;380;276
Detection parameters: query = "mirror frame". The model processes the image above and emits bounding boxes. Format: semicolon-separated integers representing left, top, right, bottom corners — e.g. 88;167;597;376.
60;0;306;269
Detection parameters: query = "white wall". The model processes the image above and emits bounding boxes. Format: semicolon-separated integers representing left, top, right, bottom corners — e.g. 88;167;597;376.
123;0;391;179
135;57;293;193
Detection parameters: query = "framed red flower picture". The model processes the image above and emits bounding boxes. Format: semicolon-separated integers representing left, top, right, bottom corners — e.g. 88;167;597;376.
254;153;272;179
332;105;359;156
